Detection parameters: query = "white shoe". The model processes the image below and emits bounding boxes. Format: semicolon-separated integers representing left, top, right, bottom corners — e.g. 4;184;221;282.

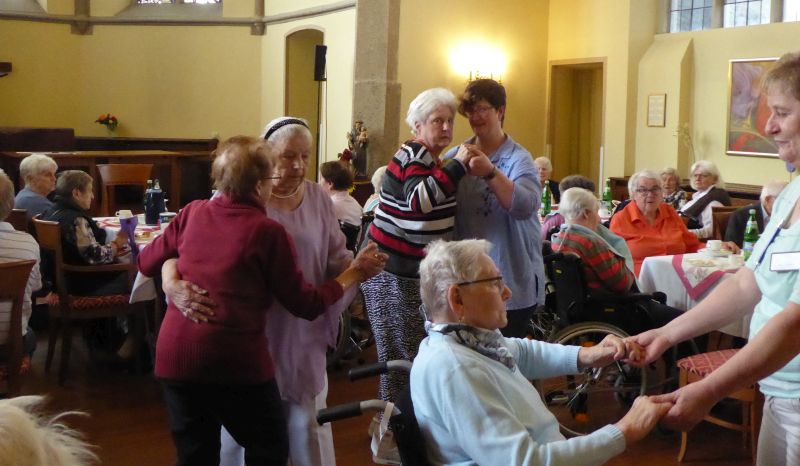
371;425;401;465
367;414;380;438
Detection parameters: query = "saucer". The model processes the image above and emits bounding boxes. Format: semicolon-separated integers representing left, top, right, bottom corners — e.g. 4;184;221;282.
698;248;731;258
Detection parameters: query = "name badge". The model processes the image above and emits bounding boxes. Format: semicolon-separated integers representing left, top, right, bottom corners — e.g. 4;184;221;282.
769;251;800;272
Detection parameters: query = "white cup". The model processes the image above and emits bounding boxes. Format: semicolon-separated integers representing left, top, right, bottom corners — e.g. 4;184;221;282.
707;240;722;252
115;209;133;219
137;213;146;224
728;254;745;268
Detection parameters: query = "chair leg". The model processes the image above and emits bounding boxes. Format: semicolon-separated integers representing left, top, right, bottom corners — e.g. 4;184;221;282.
45;316;59;373
58;319;73;385
677;368;689;461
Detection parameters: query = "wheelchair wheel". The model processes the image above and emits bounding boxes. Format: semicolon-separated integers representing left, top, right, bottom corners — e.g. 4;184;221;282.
540;322;646;437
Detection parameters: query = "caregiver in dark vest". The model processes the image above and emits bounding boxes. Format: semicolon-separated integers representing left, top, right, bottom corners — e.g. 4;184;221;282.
679;160;730;239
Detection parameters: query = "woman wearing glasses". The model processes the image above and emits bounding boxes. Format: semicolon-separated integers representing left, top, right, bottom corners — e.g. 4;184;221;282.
610;169;702;275
411;239;670;465
678;160;731;239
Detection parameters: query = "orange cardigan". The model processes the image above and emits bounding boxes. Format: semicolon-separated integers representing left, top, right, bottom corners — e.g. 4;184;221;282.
610;202;702;275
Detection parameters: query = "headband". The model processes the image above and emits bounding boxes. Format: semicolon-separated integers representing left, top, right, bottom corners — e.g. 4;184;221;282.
263;118;309;141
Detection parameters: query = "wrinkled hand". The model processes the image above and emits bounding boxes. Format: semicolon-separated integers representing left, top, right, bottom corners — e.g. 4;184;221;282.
722;241;741;255
615;396;672;444
353;242;388;281
468;153;495;178
454;144;475;165
578;334;633;368
649;382;717;432
163;279;216;323
624;328;674;366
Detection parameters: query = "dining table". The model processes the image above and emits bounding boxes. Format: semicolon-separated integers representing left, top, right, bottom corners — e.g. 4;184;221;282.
638;251;752;339
96;216;161;304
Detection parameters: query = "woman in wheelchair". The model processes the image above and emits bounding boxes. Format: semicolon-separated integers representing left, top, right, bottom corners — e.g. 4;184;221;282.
410;239;670;465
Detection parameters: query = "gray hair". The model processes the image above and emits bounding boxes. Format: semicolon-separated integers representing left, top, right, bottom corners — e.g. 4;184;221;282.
419;239;491;320
560;188;598;223
371;166;387;193
19;153;57;186
0;169;14;221
261;116;313;147
690;160;724;189
54;170;93;199
659;167;682;185
628;169;662;196
405;88;457;135
761;179;789;202
534;157;552;172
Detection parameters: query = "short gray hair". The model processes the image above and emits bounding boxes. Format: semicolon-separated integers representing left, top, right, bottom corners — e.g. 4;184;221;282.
761;179;788;202
534;157;552;172
419;239;491;320
19;153;57;185
405;88;457;135
628;169;662;196
0;169;14;221
560;188;598;223
261;116;313;147
690;160;724;189
371;166;387;193
659;167;682;185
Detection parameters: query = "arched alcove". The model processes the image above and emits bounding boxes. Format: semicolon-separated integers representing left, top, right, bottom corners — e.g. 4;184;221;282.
285;28;324;181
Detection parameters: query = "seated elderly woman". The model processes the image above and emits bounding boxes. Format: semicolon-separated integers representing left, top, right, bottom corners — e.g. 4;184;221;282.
679;160;731;239
660;167;687;211
14;153;57;220
410;239;670;465
533;157;560;204
554;187;635;293
320;160;362;228
362;165;387;215
610;170;703;275
540;174;596;242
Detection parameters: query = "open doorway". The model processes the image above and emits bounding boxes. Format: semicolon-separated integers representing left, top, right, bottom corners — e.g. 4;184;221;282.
285;28;324;181
547;60;605;192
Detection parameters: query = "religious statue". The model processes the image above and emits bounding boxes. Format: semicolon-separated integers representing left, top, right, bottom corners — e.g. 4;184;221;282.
347;120;368;178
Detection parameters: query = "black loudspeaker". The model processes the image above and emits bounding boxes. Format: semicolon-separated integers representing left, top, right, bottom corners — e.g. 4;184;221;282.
314;45;327;82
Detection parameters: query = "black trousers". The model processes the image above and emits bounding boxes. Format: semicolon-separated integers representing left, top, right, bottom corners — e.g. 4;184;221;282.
161;379;288;466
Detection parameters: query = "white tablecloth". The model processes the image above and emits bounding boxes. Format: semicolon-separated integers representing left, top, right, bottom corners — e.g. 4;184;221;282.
639;253;752;338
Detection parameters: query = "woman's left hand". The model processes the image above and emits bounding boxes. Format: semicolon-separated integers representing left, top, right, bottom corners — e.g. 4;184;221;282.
577;334;638;368
352;242;388;281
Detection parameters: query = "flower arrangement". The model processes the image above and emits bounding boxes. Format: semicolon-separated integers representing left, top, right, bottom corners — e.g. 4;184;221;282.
338;147;353;163
95;113;119;132
674;122;695;163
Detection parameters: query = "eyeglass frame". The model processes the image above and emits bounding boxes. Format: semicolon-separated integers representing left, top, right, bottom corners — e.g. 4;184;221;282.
634;186;663;195
456;275;505;292
464;105;496;117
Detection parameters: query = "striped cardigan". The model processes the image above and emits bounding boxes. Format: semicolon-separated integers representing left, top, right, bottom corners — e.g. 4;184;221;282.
554;223;635;293
368;140;467;278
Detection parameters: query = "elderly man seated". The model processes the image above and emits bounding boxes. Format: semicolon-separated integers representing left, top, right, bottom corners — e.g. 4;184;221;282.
725;179;788;247
410;239;670;466
13;153;57;220
0;169;42;358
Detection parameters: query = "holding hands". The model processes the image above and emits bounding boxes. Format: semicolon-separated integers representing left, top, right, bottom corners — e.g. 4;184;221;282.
577;334;643;368
352;242;388;281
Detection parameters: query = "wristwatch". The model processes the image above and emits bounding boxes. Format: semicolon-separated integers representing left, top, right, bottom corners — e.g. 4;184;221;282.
483;166;497;181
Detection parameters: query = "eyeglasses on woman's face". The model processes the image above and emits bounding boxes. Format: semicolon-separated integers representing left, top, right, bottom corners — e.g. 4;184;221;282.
457;275;505;293
465;105;495;117
635;186;662;196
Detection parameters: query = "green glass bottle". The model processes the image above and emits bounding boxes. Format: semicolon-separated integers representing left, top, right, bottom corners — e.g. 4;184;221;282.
742;209;760;261
601;178;613;214
540;182;551;217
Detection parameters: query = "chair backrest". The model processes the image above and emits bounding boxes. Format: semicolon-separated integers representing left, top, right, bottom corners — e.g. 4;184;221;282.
32;219;67;300
339;221;360;254
711;205;739;241
545;252;589;325
6;209;27;232
96;163;153;217
355;212;375;253
0;259;36;395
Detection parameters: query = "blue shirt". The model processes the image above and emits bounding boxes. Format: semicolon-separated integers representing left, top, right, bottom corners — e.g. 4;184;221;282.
445;135;544;308
14;187;53;220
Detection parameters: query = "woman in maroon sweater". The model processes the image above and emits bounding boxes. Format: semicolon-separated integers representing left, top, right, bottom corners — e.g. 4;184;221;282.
138;136;386;466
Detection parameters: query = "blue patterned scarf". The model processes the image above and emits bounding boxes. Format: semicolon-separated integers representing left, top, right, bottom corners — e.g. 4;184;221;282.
427;322;516;371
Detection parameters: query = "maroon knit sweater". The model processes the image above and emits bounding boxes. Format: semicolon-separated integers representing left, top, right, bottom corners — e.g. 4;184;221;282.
138;194;344;384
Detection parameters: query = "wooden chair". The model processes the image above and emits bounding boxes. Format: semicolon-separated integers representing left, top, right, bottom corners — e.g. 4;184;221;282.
711;205;740;241
33;219;144;385
96;163;153;217
0;259;36;397
677;349;763;464
6;208;28;232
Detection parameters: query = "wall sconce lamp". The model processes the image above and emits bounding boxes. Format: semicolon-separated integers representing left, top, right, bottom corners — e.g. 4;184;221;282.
0;62;11;78
449;43;506;83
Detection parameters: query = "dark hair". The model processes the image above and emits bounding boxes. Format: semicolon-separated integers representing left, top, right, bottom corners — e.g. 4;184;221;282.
212;136;275;199
763;51;800;101
457;79;507;119
559;175;595;193
320;161;354;191
54;170;93;198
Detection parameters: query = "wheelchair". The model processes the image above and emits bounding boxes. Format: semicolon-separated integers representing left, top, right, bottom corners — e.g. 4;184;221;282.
535;252;673;436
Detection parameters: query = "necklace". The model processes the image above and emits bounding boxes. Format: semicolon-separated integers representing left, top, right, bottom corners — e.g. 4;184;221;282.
271;183;302;199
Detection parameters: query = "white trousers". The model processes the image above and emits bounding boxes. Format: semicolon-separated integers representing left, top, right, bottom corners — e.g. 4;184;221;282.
757;396;800;466
219;375;336;466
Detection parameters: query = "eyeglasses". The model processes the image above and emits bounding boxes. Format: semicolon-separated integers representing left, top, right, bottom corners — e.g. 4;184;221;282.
465;105;495;117
692;173;711;179
634;187;662;195
457;275;505;292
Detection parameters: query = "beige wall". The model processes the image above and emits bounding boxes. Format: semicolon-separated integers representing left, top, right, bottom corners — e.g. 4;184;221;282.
635;22;800;185
396;0;550;157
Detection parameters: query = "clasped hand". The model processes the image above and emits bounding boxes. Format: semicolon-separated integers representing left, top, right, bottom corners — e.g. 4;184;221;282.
577;334;643;369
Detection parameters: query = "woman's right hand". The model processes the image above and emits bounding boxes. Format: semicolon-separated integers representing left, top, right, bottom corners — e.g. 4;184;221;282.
161;258;216;323
352;242;388;281
614;396;672;444
624;328;674;366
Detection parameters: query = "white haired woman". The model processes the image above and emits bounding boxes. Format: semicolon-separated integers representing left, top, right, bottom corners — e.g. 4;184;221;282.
679;160;731;238
14;153;57;219
534;156;560;203
411;239;670;465
363;88;474;424
610;170;703;275
660;167;687;211
362;165;387;215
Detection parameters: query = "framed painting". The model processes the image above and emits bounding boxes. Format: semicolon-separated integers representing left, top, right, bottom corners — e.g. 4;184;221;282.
726;57;779;157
